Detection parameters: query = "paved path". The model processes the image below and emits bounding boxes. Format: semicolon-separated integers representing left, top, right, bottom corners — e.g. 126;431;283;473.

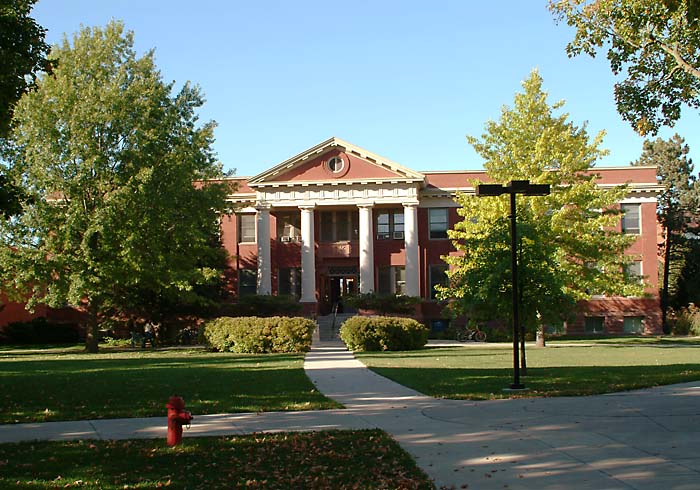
303;342;700;490
1;341;699;489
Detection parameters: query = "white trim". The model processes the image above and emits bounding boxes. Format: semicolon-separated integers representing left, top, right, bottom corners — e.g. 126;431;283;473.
358;204;375;294
249;137;426;185
300;206;316;303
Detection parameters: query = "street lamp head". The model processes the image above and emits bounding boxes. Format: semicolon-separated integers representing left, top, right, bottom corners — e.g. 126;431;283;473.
507;180;531;193
524;183;551;196
476;184;506;196
504;180;551;196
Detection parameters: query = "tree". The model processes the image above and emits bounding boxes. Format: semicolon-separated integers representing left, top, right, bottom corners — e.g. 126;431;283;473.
633;134;699;330
673;236;700;308
0;0;52;218
0;0;51;137
440;70;643;344
549;0;700;135
0;21;231;352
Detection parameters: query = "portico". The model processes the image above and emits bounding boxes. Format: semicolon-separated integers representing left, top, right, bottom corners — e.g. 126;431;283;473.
252;200;422;313
245;137;426;314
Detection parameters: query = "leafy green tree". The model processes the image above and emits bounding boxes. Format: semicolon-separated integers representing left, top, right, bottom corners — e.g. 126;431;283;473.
549;0;700;135
440;70;642;341
673;237;700;308
0;21;231;352
0;0;52;218
0;0;51;137
633;134;699;330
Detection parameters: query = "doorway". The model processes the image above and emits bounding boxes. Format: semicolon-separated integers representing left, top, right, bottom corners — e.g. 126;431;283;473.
328;276;357;313
326;275;357;314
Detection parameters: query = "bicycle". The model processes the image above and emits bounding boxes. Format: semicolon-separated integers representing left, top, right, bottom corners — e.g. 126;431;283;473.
455;324;487;342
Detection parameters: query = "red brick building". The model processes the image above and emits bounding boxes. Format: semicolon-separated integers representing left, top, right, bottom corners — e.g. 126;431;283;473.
0;137;662;335
221;137;663;334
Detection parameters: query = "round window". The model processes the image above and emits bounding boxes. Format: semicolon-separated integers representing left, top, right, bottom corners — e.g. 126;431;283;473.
327;156;345;173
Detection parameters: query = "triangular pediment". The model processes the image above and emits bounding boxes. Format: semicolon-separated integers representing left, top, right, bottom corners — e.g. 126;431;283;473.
248;137;425;187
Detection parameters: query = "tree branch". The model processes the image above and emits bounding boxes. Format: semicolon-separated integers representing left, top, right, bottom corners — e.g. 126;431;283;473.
654;37;700;79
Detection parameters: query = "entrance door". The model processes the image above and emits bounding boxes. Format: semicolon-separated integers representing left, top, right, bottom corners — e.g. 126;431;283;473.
328;275;357;313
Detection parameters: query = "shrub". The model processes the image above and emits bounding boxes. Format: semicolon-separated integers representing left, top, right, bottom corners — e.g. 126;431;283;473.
100;336;132;347
345;293;419;315
218;295;303;317
339;315;429;351
200;316;316;353
670;304;700;336
0;318;80;344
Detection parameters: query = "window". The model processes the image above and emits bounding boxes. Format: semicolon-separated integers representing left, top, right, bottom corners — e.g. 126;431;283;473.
238;214;255;243
326;156;345;173
377;266;406;295
320;211;334;242
278;267;301;298
276;212;301;242
320;210;359;242
238;269;256;297
544;322;565;335
429;208;449;239
624;316;644;334
429;264;449;299
376;210;404;239
584;316;605;334
625;261;643;284
621;203;641;234
336;211;350;241
431;319;449;332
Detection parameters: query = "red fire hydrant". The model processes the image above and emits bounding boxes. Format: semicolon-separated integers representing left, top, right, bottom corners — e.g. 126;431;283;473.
166;395;193;447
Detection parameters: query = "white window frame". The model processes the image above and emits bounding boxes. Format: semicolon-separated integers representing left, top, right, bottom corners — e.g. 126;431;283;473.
377;266;406;295
238;214;256;243
621;203;641;235
376;210;404;240
429;208;449;240
625;260;643;284
623;316;644;334
429;264;449;300
238;268;257;296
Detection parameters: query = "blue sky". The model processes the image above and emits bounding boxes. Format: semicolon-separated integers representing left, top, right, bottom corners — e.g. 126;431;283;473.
33;0;700;177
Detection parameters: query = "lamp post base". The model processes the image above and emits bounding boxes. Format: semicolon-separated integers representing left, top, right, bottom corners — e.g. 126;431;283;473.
503;385;529;392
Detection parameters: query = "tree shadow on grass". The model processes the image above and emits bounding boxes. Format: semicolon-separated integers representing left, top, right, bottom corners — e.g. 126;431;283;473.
369;364;700;400
0;354;339;423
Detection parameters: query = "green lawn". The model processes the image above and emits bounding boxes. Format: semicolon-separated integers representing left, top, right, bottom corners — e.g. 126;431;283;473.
0;346;340;424
548;335;700;345
357;342;700;399
0;430;433;490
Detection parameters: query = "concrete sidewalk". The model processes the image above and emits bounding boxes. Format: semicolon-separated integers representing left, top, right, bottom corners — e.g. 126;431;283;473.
303;342;700;490
1;341;699;489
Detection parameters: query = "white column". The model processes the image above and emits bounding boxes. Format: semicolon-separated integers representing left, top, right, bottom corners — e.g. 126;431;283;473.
358;204;375;293
256;204;271;295
404;203;420;297
300;205;316;303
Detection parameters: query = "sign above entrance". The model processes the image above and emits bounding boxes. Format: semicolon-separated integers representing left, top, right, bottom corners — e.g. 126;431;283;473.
328;266;359;277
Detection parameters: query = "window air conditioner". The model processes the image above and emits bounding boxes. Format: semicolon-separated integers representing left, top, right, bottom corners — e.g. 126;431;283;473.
393;231;405;239
281;236;291;243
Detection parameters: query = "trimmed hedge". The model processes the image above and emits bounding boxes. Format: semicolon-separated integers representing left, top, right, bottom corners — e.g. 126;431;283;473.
339;315;429;351
217;295;303;317
0;318;81;344
345;293;419;315
200;316;316;353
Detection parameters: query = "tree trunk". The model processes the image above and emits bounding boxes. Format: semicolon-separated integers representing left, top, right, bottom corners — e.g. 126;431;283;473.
536;324;546;347
661;229;672;334
520;323;527;376
85;302;99;353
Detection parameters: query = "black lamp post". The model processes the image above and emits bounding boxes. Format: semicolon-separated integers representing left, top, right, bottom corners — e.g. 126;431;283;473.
476;180;550;390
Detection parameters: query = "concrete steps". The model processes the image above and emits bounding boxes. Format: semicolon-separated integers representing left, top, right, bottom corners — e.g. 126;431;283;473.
316;313;354;341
